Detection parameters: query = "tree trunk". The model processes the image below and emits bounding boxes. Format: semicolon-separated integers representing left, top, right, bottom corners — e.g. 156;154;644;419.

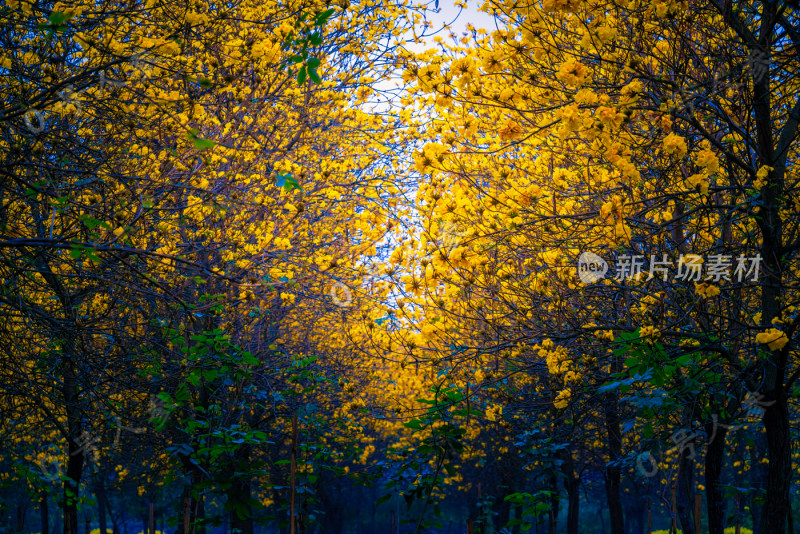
563;456;579;534
229;445;254;534
105;494;120;534
548;474;559;534
603;398;624;534
177;469;206;534
16;501;25;532
63;359;84;534
95;475;108;534
40;493;49;534
761;391;791;534
675;450;695;534
749;7;790;528
750;429;768;533
705;420;727;534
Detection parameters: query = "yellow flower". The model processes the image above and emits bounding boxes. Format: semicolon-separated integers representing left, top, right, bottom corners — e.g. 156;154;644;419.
695;148;720;174
754;165;773;190
498;118;524;141
553;389;571;409
663;133;687;158
485;404;503;421
685;173;709;195
695;282;720;298
640;325;661;339
556;59;589;87
756;328;789;351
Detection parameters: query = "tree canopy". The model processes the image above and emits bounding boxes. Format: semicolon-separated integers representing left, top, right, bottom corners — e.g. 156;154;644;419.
1;0;799;533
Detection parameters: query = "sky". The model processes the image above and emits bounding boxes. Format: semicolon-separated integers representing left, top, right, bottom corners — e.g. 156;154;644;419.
408;0;497;51
368;0;496;103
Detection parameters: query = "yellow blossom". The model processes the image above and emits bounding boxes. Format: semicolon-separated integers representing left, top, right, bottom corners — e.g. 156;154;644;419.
756;328;789;351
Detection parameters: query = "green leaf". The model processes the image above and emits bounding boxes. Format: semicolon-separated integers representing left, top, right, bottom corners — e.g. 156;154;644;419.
642;423;654;438
308;67;321;84
283;174;302;191
202;370;218;381
50;11;69;25
39;11;69;33
186;128;216;150
307;57;321;69
193;137;216;150
315;8;335;25
241;352;258;365
297;66;307;84
403;419;423;430
84;248;101;263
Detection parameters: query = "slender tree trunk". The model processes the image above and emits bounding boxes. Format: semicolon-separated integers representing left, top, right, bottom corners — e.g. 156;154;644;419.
229;445;254;534
290;413;297;534
498;454;522;534
761;391;791;534
178;492;191;534
603;397;624;534
41;492;49;534
749;8;791;527
95;475;108;534
563;455;580;534
16;502;25;532
177;467;206;534
750;429;768;533
705;420;727;534
63;358;84;534
105;495;120;534
548;474;559;534
675;450;695;534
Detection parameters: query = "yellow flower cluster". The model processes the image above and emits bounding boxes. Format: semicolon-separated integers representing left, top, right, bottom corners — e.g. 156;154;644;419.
756;328;789;351
695;282;721;298
663;133;687;159
754;165;774;190
485;404;503;422
553;389;571;409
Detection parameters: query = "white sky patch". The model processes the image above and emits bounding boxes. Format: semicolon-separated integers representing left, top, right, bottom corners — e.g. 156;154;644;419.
346;1;497;304
366;1;496;110
410;0;497;51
